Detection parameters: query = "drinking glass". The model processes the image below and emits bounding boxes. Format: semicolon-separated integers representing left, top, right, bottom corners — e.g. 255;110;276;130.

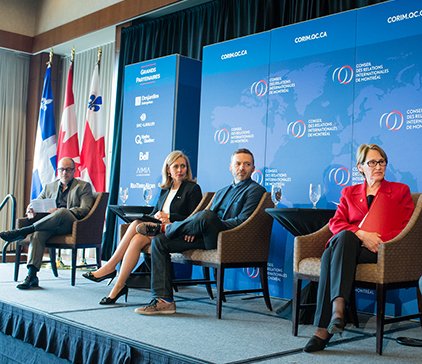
309;183;321;209
143;186;153;206
119;187;129;205
271;183;283;207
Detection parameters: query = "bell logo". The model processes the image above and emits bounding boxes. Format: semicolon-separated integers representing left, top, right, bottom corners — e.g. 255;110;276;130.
139;152;149;161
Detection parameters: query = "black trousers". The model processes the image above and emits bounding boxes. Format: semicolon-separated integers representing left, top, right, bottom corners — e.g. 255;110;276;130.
314;230;377;328
165;210;227;250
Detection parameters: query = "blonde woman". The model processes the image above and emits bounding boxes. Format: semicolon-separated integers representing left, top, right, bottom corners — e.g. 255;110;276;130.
83;151;202;304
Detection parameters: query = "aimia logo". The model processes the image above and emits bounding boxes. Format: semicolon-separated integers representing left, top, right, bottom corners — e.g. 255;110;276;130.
214;128;230;144
329;167;350;186
379;110;404;131
332;65;354;84
250;80;268;97
287;120;306;138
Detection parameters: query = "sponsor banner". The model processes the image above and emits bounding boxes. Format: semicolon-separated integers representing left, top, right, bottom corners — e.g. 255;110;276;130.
197;31;271;192
120;55;178;206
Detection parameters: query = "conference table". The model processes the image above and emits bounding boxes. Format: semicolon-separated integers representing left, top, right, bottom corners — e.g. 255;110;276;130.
108;205;154;223
265;207;336;322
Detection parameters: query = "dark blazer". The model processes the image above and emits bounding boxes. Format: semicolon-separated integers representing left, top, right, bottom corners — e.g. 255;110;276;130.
210;178;266;230
329;179;414;242
38;178;94;220
150;180;202;222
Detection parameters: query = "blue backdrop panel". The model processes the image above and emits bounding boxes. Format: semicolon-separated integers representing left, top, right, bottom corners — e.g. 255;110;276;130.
352;0;422;315
197;31;271;192
267;10;357;208
196;32;271;288
265;11;357;298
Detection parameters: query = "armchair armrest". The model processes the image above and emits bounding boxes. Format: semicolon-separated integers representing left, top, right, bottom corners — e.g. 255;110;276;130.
293;224;332;273
377;194;422;283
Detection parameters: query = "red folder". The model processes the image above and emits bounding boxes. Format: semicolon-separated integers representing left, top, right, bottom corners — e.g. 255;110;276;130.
358;192;408;242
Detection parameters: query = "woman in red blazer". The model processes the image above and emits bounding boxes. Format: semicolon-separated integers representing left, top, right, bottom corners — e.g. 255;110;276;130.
304;144;414;353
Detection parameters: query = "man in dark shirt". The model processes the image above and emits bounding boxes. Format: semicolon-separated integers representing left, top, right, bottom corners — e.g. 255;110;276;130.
0;158;94;289
134;148;266;315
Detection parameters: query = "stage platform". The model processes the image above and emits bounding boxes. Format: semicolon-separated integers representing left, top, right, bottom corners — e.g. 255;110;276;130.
0;262;421;363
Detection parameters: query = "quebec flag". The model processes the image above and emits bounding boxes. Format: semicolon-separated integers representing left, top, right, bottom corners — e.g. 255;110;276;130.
31;64;57;199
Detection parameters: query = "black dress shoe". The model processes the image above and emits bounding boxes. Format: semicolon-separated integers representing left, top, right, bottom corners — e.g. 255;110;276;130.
327;317;345;335
135;222;162;236
99;285;129;305
303;334;333;353
0;229;29;242
396;336;422;347
16;276;39;290
82;270;117;285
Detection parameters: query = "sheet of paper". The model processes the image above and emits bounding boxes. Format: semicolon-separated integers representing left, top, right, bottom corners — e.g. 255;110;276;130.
31;198;56;213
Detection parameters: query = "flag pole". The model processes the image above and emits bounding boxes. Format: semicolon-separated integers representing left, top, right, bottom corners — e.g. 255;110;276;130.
97;47;102;65
47;48;54;66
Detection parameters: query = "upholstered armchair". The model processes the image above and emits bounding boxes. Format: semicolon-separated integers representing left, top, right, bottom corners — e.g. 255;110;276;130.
292;193;422;354
14;192;109;286
171;192;274;319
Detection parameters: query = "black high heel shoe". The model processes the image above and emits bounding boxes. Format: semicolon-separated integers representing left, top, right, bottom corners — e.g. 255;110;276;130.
99;285;129;305
303;334;333;353
327;317;345;335
82;270;117;285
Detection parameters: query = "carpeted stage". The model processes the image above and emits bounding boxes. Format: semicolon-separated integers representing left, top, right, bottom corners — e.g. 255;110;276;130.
0;262;421;364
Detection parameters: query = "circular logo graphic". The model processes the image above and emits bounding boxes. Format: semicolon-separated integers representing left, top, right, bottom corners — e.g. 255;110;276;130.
140;113;147;121
379;110;404;131
251;169;264;185
332;65;354;84
243;267;260;279
214;128;230;144
329;167;350;186
250;80;268;97
287;120;306;138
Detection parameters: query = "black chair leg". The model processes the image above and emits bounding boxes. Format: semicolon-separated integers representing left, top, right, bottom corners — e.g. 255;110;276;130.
292;277;302;336
417;285;422;328
216;267;224;319
71;249;77;286
14;242;23;281
376;283;386;355
203;267;214;300
349;287;360;328
96;246;102;269
49;248;58;277
260;265;272;311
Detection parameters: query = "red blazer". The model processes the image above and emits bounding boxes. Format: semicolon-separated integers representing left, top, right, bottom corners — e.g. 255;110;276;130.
329;179;414;243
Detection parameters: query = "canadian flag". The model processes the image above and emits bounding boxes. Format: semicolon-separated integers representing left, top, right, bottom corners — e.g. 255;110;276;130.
57;61;80;175
79;63;106;192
